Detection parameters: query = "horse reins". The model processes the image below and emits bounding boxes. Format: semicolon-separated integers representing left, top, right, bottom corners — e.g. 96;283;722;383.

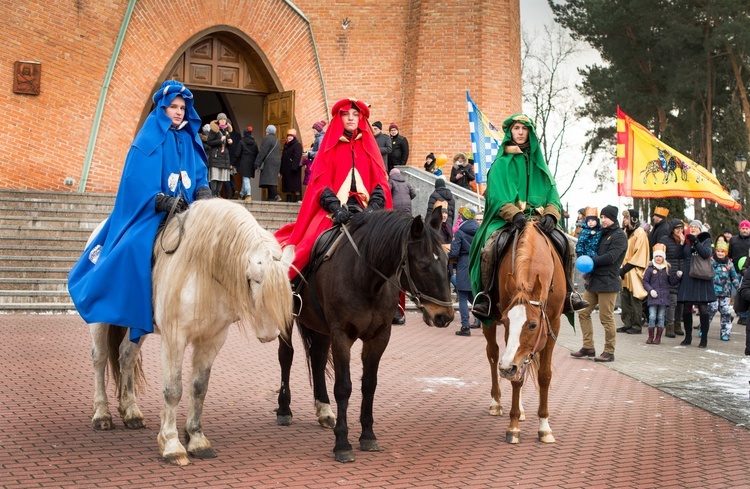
340;223;453;309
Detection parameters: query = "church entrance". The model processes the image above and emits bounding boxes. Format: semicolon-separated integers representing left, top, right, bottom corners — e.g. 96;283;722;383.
161;32;296;201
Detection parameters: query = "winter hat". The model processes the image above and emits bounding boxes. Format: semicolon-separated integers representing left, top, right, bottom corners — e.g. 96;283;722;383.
600;205;618;222
740;220;750;229
652;243;667;259
434;178;446;189
287;128;297;137
716;241;729;252
670;218;684;230
459;205;477;220
626;208;639;221
266;125;276;135
426;152;435;162
389;122;399;131
653;206;669;218
578;208;586;216
372;121;383;130
689;219;703;228
389;168;400;176
202;124;211;134
312;120;327;132
584;207;598;220
246;125;253;133
217;113;228;122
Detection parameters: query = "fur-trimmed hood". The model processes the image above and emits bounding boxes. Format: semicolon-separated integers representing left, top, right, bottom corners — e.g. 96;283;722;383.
210;120;233;133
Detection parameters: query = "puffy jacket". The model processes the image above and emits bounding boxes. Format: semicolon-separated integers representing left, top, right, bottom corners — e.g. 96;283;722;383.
729;233;750;273
587;222;628;293
449;219;478;292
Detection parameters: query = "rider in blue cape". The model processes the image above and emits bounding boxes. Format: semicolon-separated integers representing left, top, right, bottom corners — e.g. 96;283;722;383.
68;80;211;342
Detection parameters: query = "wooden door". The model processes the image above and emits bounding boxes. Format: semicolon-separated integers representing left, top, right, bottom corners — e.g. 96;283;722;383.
264;91;296;199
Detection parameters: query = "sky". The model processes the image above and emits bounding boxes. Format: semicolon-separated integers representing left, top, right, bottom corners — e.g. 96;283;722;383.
519;0;625;226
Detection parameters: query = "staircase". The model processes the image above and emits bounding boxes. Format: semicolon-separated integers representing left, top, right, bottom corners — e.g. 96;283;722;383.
0;190;301;314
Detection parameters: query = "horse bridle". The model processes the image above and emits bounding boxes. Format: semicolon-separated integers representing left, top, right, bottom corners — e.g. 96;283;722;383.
341;224;453;310
507;224;559;365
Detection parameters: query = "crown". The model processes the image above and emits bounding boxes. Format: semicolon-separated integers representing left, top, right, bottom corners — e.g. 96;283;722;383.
653;206;669;218
585;207;598;217
652;243;667;253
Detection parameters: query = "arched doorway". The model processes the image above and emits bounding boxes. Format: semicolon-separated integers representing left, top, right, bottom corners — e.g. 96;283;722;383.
164;32;296;201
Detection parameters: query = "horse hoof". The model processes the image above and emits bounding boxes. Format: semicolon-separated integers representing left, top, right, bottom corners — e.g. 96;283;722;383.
488;405;503;416
123;417;146;429
93;417;113;430
318;416;335;429
359;439;380;452
276;415;293;426
189;447;217;459
518;412;526;422
164;454;191;466
538;431;555;443
505;430;520;444
334;450;356;463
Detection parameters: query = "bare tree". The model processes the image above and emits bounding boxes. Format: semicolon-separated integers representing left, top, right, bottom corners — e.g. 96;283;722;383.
522;23;591;199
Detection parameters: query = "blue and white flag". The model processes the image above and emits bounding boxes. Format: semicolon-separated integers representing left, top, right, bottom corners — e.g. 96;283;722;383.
466;91;503;184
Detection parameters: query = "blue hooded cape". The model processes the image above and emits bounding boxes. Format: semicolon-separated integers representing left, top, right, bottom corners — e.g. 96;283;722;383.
68;81;209;342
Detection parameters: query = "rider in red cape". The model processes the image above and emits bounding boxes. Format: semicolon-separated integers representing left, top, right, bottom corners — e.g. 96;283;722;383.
275;98;392;279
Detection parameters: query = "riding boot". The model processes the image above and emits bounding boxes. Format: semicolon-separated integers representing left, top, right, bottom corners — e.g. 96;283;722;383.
646;327;654;344
654;327;664;345
680;323;692;345
698;323;709;348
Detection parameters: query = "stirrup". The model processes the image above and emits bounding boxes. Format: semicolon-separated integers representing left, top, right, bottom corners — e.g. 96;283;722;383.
566;291;589;313
292;292;303;317
471;292;493;321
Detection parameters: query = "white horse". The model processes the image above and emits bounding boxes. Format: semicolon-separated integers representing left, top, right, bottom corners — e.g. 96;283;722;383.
88;198;294;466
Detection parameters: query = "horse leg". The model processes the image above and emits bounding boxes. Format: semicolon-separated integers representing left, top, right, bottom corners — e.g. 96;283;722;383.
505;379;523;444
482;323;503;416
91;323;113;430
537;342;556;443
157;333;190;466
359;328;391;452
330;333;356;463
117;333;146;429
310;331;335;429
276;332;295;426
184;328;229;460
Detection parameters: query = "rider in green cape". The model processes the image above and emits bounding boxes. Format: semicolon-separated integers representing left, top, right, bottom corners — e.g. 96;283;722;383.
469;113;588;322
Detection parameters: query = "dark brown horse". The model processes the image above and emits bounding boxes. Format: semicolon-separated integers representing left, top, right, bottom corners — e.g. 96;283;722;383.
482;221;565;444
276;209;454;462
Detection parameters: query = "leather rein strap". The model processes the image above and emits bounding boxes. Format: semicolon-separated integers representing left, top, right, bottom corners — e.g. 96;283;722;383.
341;223;453;309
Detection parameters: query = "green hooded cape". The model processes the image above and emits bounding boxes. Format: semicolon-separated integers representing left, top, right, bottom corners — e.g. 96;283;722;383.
468;114;561;298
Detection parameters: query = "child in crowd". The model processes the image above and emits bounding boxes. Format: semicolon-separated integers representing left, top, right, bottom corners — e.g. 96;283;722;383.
575;207;601;258
642;243;681;344
707;241;740;343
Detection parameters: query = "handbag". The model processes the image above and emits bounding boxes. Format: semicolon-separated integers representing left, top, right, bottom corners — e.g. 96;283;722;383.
689;252;715;280
258;140;278;172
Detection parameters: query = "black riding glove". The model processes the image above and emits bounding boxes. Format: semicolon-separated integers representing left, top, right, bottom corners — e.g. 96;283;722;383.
539;214;557;234
319;187;350;224
619;263;635;278
195;186;212;201
368;184;386;211
686;233;697;244
155;193;188;214
512;212;527;231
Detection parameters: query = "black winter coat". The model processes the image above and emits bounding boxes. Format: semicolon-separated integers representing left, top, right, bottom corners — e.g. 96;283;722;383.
255;134;281;187
426;187;455;226
280;137;303;193
448;219;478;292
236;129;258;179
648;218;670;251
390;134;409;170
677;232;716;303
205;121;233;170
729;233;750;273
450;163;475;190
588;222;628;293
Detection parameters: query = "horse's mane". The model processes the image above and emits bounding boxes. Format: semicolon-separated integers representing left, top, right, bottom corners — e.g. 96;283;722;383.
347;210;440;265
153;199;292;339
510;223;555;303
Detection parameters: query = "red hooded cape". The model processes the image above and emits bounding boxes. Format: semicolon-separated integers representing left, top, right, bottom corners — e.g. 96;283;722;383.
275;98;392;278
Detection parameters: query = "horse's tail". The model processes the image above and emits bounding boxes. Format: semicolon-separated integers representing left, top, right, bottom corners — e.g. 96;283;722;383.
296;322;333;385
106;325;145;397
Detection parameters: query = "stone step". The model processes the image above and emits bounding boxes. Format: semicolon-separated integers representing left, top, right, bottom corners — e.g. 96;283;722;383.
1;256;78;268
0;235;90;247
0;290;72;304
0;205;112;219
0;215;104;229
0;225;95;238
0;278;69;291
0;245;82;258
0;302;77;314
0;266;70;279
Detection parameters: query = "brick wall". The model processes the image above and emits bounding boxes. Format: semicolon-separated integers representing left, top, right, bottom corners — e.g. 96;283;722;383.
0;0;519;193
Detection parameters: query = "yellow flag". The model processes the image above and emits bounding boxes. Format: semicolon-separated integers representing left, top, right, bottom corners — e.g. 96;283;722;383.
616;106;740;211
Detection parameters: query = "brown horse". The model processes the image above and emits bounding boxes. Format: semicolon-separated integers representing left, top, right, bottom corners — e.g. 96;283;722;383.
482;221;565;444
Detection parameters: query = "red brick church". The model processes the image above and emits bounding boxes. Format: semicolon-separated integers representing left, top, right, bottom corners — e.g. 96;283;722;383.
1;0;520;193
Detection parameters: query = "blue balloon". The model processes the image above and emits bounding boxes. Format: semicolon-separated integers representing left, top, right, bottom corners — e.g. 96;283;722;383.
576;255;594;273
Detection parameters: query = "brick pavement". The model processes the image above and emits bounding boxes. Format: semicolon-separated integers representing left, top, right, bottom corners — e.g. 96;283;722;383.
1;313;749;488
